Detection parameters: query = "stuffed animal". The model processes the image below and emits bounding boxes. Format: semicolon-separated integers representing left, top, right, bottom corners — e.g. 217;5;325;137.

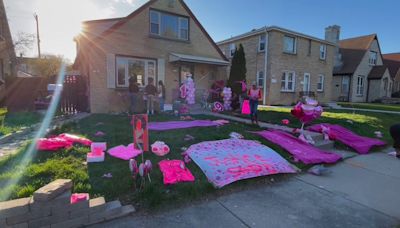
151;141;170;156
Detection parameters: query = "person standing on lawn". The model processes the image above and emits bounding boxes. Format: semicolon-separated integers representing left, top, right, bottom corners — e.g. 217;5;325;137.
128;75;139;113
158;80;166;112
145;77;157;115
248;82;262;124
390;123;400;158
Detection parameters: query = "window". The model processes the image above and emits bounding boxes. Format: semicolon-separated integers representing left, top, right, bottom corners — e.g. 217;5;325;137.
258;34;266;52
356;76;365;96
229;43;236;57
369;51;377;65
383;78;388;91
149;10;189;41
257;71;264;88
116;56;157;88
341;76;350;94
281;71;295;92
317;74;324;92
320;45;326;60
283;35;296;54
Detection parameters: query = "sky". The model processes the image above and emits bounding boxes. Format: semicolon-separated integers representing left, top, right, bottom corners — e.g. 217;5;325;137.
4;0;400;61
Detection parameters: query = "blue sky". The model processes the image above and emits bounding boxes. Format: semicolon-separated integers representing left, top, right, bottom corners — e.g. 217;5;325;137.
4;0;399;61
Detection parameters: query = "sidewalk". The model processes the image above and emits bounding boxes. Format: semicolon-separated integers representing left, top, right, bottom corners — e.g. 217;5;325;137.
93;151;400;228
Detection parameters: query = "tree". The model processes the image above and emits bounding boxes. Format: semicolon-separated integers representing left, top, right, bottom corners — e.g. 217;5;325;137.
227;43;247;95
13;32;35;57
28;54;71;78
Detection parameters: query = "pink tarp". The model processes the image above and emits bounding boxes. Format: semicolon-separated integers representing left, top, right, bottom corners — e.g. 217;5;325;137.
148;120;226;131
186;139;297;188
308;124;386;154
37;133;92;151
107;143;142;160
158;160;195;185
254;130;342;164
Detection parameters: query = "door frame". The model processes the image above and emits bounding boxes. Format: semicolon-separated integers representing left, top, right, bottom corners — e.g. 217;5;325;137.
303;73;311;92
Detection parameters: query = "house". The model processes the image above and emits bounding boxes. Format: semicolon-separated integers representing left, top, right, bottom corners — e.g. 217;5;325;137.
382;53;400;94
74;0;229;113
0;0;17;103
330;28;392;102
217;26;335;105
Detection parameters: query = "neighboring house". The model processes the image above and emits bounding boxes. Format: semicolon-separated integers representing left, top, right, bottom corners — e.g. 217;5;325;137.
382;53;400;94
74;0;229;113
0;0;17;103
331;30;392;102
16;57;39;77
217;26;335;105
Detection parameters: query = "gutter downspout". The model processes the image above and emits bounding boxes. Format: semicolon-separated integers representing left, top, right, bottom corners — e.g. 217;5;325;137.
263;29;268;105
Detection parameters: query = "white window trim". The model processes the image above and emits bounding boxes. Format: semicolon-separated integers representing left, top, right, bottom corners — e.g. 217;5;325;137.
319;45;326;60
149;10;189;41
317;74;324;92
356;75;365;96
115;56;157;88
369;51;377;66
303;73;311;92
257;71;264;88
281;71;296;92
283;35;297;54
150;11;161;36
258;35;266;52
229;43;236;57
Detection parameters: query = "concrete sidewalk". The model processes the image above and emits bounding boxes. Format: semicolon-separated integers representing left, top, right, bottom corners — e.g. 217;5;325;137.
93;152;400;228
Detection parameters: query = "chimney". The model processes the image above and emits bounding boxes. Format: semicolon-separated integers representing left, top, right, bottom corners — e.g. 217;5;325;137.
325;25;342;68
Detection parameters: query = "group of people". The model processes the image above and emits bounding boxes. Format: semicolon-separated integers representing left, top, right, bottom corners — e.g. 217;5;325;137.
128;76;165;115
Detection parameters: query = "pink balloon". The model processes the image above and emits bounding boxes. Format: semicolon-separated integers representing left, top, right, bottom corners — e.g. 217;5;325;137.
301;104;315;115
305;97;318;106
139;163;145;177
145;160;152;173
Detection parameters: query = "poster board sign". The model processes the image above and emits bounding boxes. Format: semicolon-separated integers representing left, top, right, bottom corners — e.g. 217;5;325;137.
132;114;149;152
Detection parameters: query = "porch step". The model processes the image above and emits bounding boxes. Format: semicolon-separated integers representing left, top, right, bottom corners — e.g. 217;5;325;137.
314;139;334;150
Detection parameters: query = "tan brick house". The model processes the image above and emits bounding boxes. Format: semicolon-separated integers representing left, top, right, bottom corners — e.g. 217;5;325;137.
331;31;393;102
383;53;400;94
217;26;335;105
74;0;228;113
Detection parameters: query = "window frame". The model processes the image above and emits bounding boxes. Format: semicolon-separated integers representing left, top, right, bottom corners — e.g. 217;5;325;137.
115;55;157;88
257;71;264;88
281;71;296;92
149;9;190;41
369;51;377;65
317;74;324;92
283;35;297;54
258;34;266;52
319;44;327;60
356;75;365;96
229;43;236;58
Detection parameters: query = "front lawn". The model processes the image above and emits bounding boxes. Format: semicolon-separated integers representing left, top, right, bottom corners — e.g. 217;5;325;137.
337;102;400;112
0;114;298;210
255;107;399;144
0;111;43;136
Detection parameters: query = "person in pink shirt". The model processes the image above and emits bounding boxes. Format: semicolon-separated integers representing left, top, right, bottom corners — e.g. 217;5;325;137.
247;82;262;124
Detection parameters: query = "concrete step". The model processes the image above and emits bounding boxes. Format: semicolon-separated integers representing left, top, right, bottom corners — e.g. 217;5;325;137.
314;140;334;150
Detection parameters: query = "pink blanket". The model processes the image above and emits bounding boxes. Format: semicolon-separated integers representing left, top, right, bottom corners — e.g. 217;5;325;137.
308;124;386;154
254;130;342;164
37;133;92;151
108;143;142;160
148;120;225;131
158;160;195;185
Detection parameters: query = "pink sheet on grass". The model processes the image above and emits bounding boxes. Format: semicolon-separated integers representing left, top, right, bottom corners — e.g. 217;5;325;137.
148;120;225;131
186;139;297;188
254;130;342;164
158;160;195;185
308;124;386;154
107;143;142;160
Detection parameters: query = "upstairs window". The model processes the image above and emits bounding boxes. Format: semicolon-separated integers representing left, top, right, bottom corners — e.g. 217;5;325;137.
150;10;189;41
320;44;326;60
229;43;236;57
369;51;377;65
281;71;295;92
258;34;266;52
317;74;324;91
283;35;296;54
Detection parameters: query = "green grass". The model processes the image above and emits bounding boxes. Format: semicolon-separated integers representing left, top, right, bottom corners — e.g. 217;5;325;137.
337;102;400;112
0;112;42;136
0;114;297;211
254;107;399;144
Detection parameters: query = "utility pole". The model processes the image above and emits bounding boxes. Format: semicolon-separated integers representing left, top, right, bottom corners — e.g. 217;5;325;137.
34;13;41;58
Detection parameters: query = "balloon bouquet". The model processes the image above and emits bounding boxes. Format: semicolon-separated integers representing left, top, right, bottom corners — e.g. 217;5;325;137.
291;97;323;144
180;74;196;105
222;87;232;111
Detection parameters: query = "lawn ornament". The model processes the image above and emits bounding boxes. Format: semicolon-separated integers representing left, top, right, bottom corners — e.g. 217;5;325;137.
213;101;224;112
185;75;196;105
291;98;323;144
222;87;232;111
151;141;170;156
229;132;244;139
282;119;290;125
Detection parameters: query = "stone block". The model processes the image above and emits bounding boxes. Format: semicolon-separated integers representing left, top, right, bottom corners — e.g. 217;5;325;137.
105;205;135;220
50;215;88;228
1;218;7;227
0;197;31;219
29;191;71;213
28;214;65;228
50;199;89;216
88;197;106;214
6;209;51;225
33;179;72;202
11;223;28;228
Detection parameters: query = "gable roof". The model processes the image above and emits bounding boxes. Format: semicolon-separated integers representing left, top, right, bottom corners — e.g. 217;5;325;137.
334;34;379;75
81;0;227;61
368;65;387;79
383;53;400;78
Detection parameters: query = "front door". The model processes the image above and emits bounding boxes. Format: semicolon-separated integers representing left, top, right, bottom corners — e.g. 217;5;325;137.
303;73;310;92
179;64;194;85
